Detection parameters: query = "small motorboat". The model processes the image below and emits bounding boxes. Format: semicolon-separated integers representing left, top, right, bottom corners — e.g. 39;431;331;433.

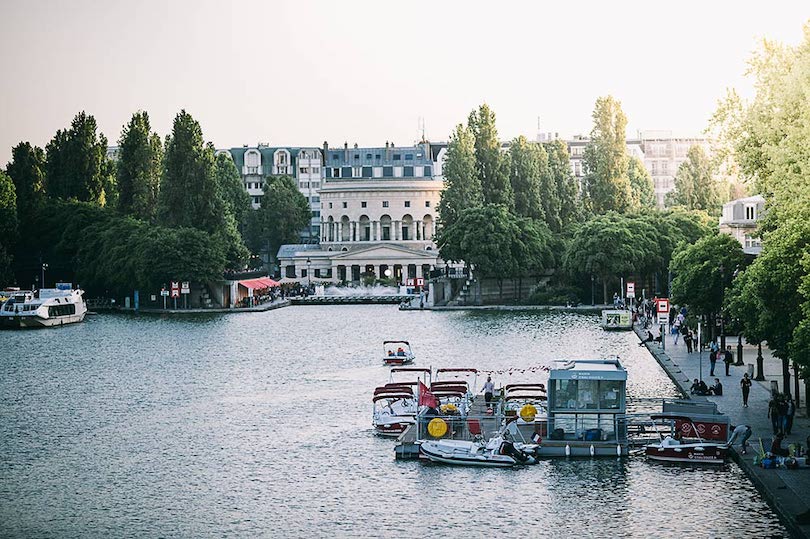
644;414;730;464
371;368;431;437
372;389;417;437
420;434;538;467
383;340;415;365
600;309;633;330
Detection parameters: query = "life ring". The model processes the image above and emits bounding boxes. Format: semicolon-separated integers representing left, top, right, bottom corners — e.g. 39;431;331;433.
427;417;448;438
519;404;537;422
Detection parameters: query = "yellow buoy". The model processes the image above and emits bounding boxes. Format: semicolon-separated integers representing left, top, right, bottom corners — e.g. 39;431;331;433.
519;404;538;422
427;417;448;438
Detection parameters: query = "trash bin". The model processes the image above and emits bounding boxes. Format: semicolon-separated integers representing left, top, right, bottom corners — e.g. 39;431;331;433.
747;364;754;378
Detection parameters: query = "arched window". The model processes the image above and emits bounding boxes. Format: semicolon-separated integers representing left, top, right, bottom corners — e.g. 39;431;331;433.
245;149;261;175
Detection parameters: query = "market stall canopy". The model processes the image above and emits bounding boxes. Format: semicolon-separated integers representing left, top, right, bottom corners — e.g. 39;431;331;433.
238;277;280;290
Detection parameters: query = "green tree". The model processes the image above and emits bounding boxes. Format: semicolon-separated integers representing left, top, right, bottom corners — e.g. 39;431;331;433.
583;96;632;214
45;112;110;204
158;110;247;269
728;218;810;388
563;212;659;303
437;124;481;234
670;233;746;339
667;145;719;213
468;104;513;209
0;171;18;283
438;204;553;299
257;175;311;263
6;142;46;220
628;156;655;209
116;111;163;221
544;139;580;231
214;151;251;228
507;136;544;220
159;110;220;232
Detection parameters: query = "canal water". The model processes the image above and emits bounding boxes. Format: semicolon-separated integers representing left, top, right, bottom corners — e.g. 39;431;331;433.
0;307;787;537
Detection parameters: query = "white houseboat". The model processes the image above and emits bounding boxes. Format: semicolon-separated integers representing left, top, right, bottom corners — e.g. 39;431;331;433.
0;284;87;328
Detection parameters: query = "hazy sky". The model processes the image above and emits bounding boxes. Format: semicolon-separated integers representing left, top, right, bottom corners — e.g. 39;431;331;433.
1;1;808;164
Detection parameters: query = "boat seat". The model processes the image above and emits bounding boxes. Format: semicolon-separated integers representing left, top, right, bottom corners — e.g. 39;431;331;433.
467;419;484;442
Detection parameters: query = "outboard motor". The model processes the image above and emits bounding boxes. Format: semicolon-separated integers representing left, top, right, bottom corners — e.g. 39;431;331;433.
500;441;536;465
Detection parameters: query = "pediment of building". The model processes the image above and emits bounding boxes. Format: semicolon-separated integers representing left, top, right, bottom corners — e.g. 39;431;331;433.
330;243;438;261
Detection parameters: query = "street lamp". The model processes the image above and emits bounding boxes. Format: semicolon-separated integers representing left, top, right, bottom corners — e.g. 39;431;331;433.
591;274;595;306
306;257;312;288
755;342;766;381
718;266;725;348
41;263;49;289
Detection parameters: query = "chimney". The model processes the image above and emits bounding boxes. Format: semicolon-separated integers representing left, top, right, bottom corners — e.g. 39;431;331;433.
385;141;389;149
344;141;348;160
385;141;391;159
354;142;358;149
323;140;328;153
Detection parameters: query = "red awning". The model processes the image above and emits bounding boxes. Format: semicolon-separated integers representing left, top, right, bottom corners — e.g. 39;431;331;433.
238;277;280;289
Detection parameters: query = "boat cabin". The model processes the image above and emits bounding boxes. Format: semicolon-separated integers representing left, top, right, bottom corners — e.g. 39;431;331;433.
600;309;633;330
546;359;627;445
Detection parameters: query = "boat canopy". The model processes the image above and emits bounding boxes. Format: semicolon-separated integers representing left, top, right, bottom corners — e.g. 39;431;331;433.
383;340;410;345
390;367;430;374
436;368;478;374
505;383;546;392
549;359;626;381
373;393;414;402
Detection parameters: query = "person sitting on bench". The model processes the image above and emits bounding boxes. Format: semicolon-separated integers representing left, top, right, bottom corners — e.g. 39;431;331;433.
639;330;654;346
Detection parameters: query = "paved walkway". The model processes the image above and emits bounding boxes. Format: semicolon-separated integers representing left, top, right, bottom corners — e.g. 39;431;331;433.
637;324;810;538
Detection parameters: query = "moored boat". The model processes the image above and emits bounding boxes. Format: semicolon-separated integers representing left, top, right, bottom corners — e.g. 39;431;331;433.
0;284;87;329
644;414;730;464
419;434;538;467
600;309;633;330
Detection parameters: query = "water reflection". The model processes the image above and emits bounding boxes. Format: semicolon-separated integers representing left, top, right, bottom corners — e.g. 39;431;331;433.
0;307;786;537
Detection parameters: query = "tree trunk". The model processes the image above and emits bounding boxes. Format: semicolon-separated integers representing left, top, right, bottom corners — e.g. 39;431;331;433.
782;357;791;396
498;279;503;303
518;276;523;304
793;363;800;407
602;278;608;305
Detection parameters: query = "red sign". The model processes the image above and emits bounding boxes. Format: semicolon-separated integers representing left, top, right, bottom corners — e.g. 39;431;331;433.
416;278;424;286
406;278;415;286
656;298;670;314
675;419;728;441
170;281;180;298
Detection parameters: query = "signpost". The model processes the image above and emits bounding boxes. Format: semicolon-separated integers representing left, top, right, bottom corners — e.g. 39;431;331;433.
160;287;169;309
171;281;180;310
657;298;670;351
181;281;190;309
626;282;635;299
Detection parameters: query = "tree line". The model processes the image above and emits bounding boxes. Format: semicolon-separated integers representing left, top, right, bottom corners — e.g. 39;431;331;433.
0;110;310;294
436;101;719;304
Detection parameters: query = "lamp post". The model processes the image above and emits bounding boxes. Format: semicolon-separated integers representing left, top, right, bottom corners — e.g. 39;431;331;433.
41;263;48;289
306;257;312;288
591;274;595;306
755;342;766;381
719;266;725;349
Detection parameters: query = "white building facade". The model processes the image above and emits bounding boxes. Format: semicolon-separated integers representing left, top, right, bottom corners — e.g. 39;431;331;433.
719;195;766;255
217;145;322;242
277;142;443;284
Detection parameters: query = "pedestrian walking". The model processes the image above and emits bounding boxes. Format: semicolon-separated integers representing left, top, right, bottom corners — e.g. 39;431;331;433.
777;396;789;435
728;424;753;454
684;329;694;353
483;376;495;408
740;373;752;407
768;396;781;435
723;347;734;376
709;349;717;376
786;398;795;435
